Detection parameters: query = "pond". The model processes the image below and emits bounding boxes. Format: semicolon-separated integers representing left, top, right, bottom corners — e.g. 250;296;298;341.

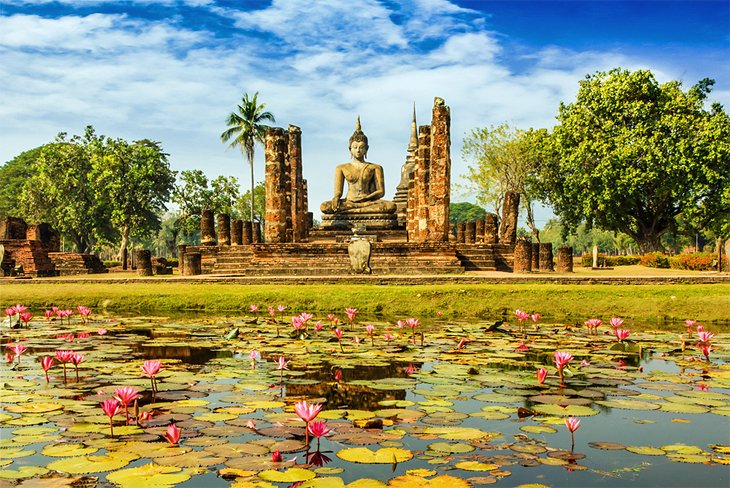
1;307;728;487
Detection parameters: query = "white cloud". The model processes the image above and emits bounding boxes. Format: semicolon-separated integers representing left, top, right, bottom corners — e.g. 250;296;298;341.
1;1;727;227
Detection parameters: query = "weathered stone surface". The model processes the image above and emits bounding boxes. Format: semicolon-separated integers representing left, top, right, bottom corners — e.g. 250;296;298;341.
475;219;485;243
264;127;289;243
183;252;202;275
136;249;153;276
394;107;418;225
514;238;532;273
499;191;520;245
531;243;540;270
0;217;28;240
428;97;451;242
26;223;60;251
539;242;554;271
410;124;431;241
457;222;466;243
231;219;243;245
178;244;187;275
465;221;476;244
288;125;307;243
348;238;372;274
201;209;216;246
1;239;56;276
484;213;499;244
242;221;253;245
557;246;573;273
217;214;231;246
48;252;106;275
252;222;262;243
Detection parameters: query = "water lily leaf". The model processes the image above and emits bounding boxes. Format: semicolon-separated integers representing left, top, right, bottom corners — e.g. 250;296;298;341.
405;469;437;477
531;404;599;417
660;444;704;455
0;447;34;459
5;402;64;414
116;442;191;458
658;403;708;414
519;425;556;434
455;461;500;471
299;477;346;488
625;446;666;456
154;450;226;467
510;444;546;454
388;474;472;487
246;401;286;410
258;467;316;482
588;442;626;450
206;443;270;457
47;451;138;474
11;427;58;436
472;393;523;403
41;443;99;457
427;442;474;454
336;447;413;464
106;462;198;487
345;479;387;488
594;399;661;411
667;453;711;463
0;466;49;479
422;427;499;440
710;445;730;454
193;412;238;422
4;415;48;426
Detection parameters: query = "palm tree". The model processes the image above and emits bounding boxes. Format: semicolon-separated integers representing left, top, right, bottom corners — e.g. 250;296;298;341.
220;92;275;224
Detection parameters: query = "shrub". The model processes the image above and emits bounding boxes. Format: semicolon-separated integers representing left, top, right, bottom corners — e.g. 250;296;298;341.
580;255;641;267
669;253;716;271
166;258;179;268
103;260;122;268
640;252;670;268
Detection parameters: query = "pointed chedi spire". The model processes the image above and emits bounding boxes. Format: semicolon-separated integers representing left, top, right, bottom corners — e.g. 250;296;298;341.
408;103;418;153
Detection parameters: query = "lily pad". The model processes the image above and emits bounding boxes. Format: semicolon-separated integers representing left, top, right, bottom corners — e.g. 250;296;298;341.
258;467;316;482
106;462;199;487
336;447;413;464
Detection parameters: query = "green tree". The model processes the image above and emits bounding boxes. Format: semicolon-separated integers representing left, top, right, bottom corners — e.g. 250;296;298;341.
449;202;486;223
461;124;546;241
542;68;730;252
94;138;175;266
0;146;43;219
20;128;112;252
236;181;266;226
221;92;275;223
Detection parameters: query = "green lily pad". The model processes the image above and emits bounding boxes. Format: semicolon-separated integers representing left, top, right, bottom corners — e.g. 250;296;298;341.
0;466;49;479
106;462;199;487
47;451;138;474
258;467;316;482
626;446;666;456
336;447;413;464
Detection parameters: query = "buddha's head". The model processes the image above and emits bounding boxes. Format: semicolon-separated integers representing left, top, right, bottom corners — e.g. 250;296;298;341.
349;116;369;158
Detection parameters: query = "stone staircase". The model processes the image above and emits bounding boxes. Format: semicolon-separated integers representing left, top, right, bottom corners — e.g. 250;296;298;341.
48;252;107;275
455;244;515;272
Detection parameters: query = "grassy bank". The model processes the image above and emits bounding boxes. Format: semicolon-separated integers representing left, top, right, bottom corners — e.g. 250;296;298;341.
2;281;729;325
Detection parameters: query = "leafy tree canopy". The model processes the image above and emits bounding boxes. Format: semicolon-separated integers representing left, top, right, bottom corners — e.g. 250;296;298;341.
0;146;44;219
541;68;730;252
449;202;486;223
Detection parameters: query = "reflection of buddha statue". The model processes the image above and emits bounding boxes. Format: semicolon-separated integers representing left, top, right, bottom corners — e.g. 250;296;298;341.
320;118;397;216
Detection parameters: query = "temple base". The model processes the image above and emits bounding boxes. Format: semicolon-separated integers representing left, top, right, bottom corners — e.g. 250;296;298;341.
320;213;400;230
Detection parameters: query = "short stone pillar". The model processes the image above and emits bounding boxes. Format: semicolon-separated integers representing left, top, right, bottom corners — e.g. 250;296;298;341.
465;221;476;244
231;220;243;245
456;222;466;243
252;222;262;243
183;252;201;276
177;245;187;275
499;191;520;245
242;221;253;245
539;243;554;271
217;213;231;246
135;250;153;276
201;209;216;246
484;213;498;244
531;243;540;270
557;246;573;273
475;219;485;243
513;238;532;273
592;245;599;268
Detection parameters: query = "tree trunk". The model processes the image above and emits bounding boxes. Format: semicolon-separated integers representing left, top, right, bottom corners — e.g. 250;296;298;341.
524;200;540;243
249;158;255;224
119;225;129;270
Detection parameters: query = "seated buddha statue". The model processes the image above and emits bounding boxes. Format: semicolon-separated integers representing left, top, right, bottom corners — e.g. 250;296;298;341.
320;118;397;216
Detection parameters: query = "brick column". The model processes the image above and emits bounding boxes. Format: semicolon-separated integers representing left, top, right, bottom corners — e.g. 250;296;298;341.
288;125;304;242
217;213;231;246
514;238;532;273
531;243;540;270
231;219;243;245
539;243;554;271
253;222;262;243
456;222;466;243
136;249;153;276
499;191;520;245
484;213;499;244
465;221;476;244
177;245;186;275
475;218;485;243
242;221;253;245
428;97;451;242
557;246;573;273
183;253;201;275
410;125;431;242
264;127;288;243
200;209;216;246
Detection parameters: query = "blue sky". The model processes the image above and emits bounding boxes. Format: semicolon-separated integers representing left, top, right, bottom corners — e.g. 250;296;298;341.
1;0;728;224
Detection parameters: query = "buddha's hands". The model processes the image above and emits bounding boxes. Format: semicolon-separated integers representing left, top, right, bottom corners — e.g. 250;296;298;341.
331;197;340;211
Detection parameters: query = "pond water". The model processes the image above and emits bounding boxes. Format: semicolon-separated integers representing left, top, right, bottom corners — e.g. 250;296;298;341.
1;311;728;487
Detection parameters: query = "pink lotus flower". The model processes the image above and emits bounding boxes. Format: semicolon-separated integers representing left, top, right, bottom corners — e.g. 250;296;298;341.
100;399;121;437
277;304;287;314
553;351;573;386
268;306;276;319
315;321;323;332
384;333;395;343
436;310;444;317
537;367;548;385
41;356;55;382
76;332;90;339
697;331;714;344
334;327;344;352
365;324;375;345
396;319;405;329
276;355;289;383
405;363;417;375
515;309;530;338
327;313;336;324
291;316;304;331
57;333;74;341
344;307;358;323
295;400;323;444
5;308;15;326
141;360;162;392
308;420;333;447
19;312;32;327
584;318;602;335
405;318;420;344
70;353;85;381
272;450;283;462
249;350;261;368
44;310;54;321
333;369;342;382
614;329;630;342
299;312;314;325
6;343;27;365
610;317;624;328
97;328;107;335
531;313;540;323
114;386;140;424
580;359;590;367
250;304;259;313
77;306;92;323
246;419;256;429
565;417;581;450
700;343;711;362
161;423;181;445
5;352;13;364
684;319;697;336
515;341;529;352
12;304;27;315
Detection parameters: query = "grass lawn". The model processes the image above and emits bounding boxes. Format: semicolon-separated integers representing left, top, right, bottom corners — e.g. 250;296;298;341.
2;276;729;326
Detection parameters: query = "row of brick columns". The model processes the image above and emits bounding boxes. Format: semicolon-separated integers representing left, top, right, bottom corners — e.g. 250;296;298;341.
513;240;573;273
453;214;500;244
200;209;261;246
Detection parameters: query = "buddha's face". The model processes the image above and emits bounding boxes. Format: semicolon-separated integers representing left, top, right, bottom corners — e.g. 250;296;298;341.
350;140;368;159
